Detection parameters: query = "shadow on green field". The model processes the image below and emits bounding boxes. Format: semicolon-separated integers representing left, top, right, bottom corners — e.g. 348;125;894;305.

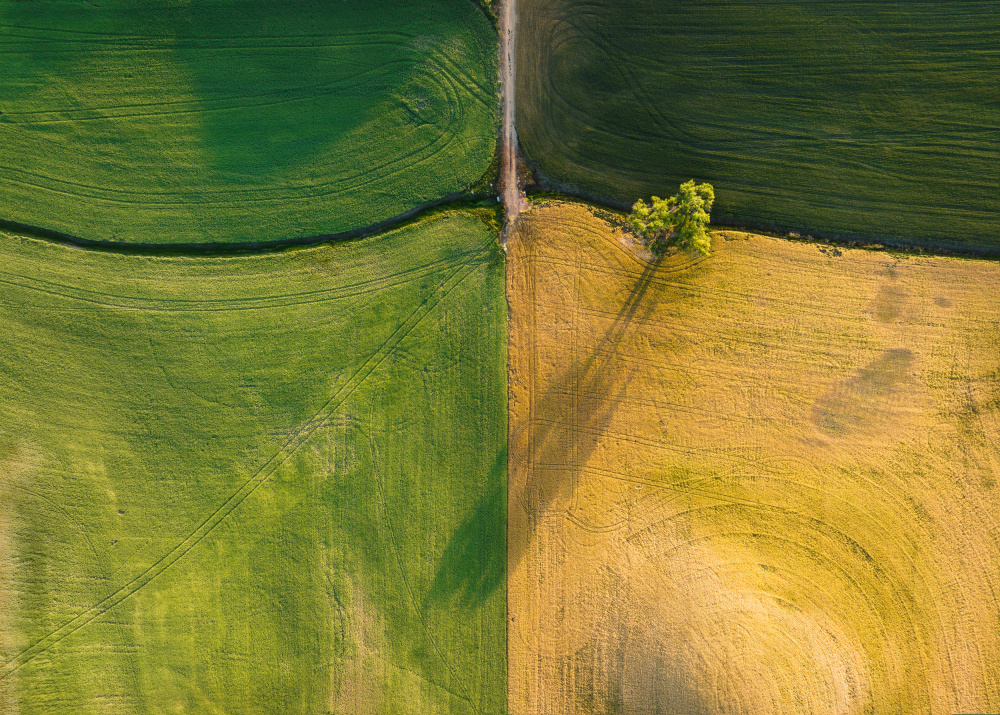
426;445;507;608
168;1;398;180
0;0;445;181
0;0;498;243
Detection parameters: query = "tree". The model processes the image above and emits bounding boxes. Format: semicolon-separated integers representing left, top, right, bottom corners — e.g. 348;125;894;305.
629;180;715;256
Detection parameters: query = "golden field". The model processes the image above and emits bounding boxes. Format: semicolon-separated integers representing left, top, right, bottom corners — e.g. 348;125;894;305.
507;201;1000;714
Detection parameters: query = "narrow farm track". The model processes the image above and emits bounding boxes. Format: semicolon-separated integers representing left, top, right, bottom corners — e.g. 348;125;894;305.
499;0;526;237
507;202;1000;714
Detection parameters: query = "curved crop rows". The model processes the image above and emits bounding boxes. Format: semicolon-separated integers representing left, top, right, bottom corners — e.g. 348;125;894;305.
0;0;498;244
507;202;1000;714
516;0;1000;248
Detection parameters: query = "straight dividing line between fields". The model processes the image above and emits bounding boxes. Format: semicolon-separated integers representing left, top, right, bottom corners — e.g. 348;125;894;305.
0;246;490;680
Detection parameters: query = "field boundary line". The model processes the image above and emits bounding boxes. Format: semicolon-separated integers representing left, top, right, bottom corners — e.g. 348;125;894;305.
0;196;502;257
524;193;1000;259
499;0;526;240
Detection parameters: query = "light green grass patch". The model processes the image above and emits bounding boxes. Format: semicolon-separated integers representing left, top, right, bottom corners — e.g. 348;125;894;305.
0;0;498;244
0;213;507;714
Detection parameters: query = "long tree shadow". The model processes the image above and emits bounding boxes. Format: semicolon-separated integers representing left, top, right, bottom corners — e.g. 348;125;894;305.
424;446;507;609
423;248;663;608
509;251;664;574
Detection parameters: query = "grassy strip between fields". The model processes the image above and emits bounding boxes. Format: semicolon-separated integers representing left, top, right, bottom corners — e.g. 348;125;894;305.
0;212;507;714
526;191;1000;260
0;197;504;257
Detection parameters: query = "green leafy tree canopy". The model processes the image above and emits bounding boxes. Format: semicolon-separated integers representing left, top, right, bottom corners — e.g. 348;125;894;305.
629;180;715;256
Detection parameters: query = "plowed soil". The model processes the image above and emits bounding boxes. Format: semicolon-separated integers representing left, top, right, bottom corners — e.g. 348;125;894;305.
508;201;1000;714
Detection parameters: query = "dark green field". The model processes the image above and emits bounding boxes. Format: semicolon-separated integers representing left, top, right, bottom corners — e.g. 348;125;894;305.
0;0;497;244
0;213;506;714
517;0;999;247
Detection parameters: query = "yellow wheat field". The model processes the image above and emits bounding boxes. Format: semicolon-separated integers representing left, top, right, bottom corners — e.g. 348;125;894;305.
507;201;1000;715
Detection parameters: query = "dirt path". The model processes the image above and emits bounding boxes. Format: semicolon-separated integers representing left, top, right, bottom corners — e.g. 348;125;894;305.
499;0;526;239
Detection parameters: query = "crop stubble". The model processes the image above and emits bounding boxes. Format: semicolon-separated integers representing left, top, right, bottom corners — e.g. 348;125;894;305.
508;202;1000;714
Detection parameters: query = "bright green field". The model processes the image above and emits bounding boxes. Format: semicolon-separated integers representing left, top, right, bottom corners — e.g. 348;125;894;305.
0;0;498;244
0;213;506;714
517;0;999;248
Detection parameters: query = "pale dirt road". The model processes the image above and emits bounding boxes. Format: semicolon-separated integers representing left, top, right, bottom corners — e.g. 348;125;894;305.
499;0;526;240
